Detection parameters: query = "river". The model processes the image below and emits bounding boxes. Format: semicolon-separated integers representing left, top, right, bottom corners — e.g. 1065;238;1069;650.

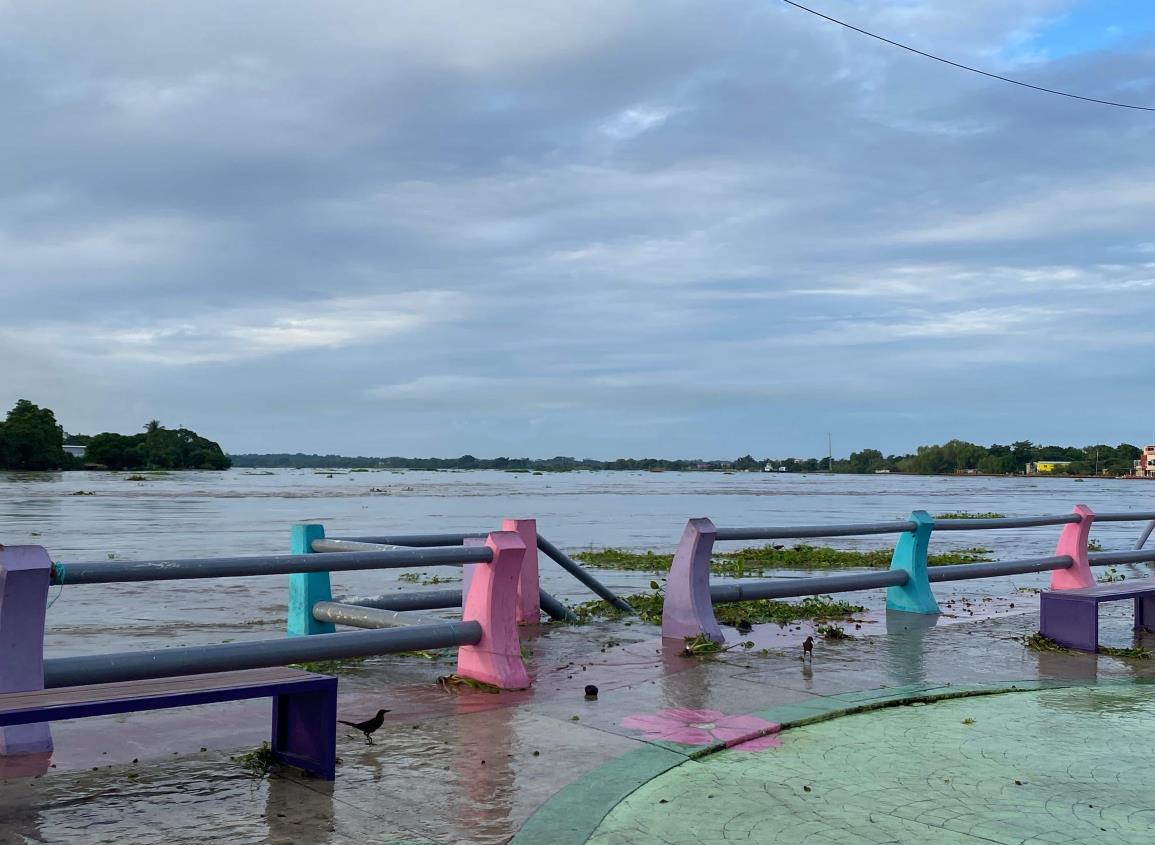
1;468;1152;655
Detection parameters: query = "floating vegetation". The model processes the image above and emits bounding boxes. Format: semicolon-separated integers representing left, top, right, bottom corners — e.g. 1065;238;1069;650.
126;474;148;481
815;623;855;640
233;742;276;777
572;544;992;575
71;490;95;496
1098;645;1152;659
682;633;723;656
397;572;457;585
289;656;369;673
1087;539;1103;552
438;674;500;694
567;588;863;627
934;511;1005;520
962;718;975;726
1021;632;1075;654
1098;567;1125;583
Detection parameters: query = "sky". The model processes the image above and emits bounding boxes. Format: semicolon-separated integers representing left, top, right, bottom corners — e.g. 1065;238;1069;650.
1;1;1154;460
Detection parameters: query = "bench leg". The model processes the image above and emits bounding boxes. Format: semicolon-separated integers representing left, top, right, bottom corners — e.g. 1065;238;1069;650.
1136;595;1155;634
0;546;53;756
271;679;337;780
1041;597;1098;652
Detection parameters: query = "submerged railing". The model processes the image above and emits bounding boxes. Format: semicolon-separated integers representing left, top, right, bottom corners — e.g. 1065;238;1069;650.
663;506;1155;643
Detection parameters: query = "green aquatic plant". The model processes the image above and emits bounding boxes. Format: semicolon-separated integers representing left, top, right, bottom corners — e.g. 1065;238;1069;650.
682;633;723;656
815;623;854;640
233;742;276;776
1097;645;1151;659
397;572;457;585
1021;632;1075;654
934;511;1005;520
572;544;992;574
567;590;863;627
438;674;500;693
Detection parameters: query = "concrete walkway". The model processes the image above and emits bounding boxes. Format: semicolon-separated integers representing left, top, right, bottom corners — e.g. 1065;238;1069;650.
2;601;1153;844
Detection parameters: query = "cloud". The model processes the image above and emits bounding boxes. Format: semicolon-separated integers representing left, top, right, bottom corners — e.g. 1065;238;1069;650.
1;1;1153;456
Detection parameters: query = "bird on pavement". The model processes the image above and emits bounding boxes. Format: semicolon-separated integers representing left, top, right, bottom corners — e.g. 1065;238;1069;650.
802;636;814;661
338;709;390;744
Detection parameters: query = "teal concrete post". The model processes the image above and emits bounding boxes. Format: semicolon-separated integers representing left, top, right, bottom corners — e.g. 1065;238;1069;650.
885;510;939;614
288;523;334;636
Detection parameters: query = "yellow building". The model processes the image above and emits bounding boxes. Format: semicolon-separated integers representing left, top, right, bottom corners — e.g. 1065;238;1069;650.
1031;460;1071;474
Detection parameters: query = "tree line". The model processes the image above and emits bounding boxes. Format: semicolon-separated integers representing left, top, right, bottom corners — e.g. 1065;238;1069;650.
231;439;1146;476
0;399;230;471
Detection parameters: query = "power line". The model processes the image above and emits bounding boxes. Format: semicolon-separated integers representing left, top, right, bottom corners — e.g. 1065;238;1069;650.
782;0;1155;112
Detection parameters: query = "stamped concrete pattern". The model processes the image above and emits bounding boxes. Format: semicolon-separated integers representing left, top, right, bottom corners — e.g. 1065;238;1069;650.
588;684;1155;845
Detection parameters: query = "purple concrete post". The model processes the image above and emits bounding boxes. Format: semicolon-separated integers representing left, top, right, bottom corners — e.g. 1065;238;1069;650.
456;531;530;690
0;545;54;755
503;518;541;624
661;518;724;644
1051;504;1095;591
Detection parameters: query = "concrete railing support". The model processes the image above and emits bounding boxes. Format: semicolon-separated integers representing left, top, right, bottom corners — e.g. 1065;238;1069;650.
661;518;724;644
288;524;335;636
886;511;939;614
1051;505;1095;590
457;531;530;689
0;545;53;755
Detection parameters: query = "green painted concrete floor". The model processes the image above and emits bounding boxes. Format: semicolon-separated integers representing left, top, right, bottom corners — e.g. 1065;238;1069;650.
586;684;1155;845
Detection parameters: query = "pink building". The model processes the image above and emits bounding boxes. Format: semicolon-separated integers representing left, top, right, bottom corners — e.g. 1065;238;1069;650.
1135;446;1155;478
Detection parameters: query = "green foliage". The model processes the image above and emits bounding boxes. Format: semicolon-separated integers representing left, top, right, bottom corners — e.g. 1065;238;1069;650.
0;400;66;470
815;623;854;640
567;589;863;627
85;422;230;470
1021;632;1075;654
682;633;723;655
573;544;992;574
233;742;276;776
1098;645;1151;659
934;512;1006;520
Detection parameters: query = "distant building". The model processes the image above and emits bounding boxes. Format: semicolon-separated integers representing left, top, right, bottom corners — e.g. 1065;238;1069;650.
63;445;86;458
1028;460;1071;474
1134;446;1155;478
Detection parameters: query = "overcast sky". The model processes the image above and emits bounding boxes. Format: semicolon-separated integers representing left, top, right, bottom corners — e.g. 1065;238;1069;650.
2;1;1154;459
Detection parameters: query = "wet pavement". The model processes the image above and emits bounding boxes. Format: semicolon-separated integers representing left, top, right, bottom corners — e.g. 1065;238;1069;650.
2;597;1154;844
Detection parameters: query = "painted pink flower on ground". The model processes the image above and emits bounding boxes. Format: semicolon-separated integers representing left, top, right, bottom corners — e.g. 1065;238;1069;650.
621;708;781;751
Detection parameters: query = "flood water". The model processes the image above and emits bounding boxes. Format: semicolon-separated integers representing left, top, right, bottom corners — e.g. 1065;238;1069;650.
1;468;1152;656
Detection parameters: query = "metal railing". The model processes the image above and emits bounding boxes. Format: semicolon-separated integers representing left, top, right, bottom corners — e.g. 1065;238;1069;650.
663;506;1155;643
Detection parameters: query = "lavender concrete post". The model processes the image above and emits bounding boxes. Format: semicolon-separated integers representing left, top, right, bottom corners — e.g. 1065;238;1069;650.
288;524;335;636
1051;505;1095;590
0;545;53;755
457;531;530;689
661;518;724;644
504;518;541;624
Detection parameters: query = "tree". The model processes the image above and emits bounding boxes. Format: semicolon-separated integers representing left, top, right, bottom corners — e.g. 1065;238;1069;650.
0;400;66;470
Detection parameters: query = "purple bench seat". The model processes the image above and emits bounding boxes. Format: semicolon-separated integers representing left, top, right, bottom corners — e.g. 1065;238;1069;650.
1039;579;1155;652
0;667;337;779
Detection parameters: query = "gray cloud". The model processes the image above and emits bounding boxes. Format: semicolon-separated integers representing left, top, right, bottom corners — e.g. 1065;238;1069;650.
1;1;1153;457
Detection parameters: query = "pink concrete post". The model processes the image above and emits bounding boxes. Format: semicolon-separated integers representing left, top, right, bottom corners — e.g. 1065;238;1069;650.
503;518;541;624
0;545;54;755
457;531;530;690
1051;504;1095;590
661;518;724;644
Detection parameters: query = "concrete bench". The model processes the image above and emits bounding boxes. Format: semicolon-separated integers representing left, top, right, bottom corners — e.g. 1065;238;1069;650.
0;667;337;779
1040;580;1155;652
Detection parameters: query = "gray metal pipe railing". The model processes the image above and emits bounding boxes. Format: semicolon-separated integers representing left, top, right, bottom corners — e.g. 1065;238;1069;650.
714;521;916;542
710;569;908;603
1088;550;1155;567
1136;521;1155;551
932;514;1081;531
42;623;482;687
53;546;491;585
312;602;446;629
928;555;1072;583
536;535;633;613
335;533;486;547
311;538;403;553
1094;511;1155;523
333;587;576;622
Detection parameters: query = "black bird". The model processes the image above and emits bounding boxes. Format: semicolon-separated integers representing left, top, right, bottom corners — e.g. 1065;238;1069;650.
735;620;753;635
802;636;814;661
338;709;390;744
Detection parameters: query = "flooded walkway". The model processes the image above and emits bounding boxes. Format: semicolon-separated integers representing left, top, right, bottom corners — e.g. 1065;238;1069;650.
2;604;1154;843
